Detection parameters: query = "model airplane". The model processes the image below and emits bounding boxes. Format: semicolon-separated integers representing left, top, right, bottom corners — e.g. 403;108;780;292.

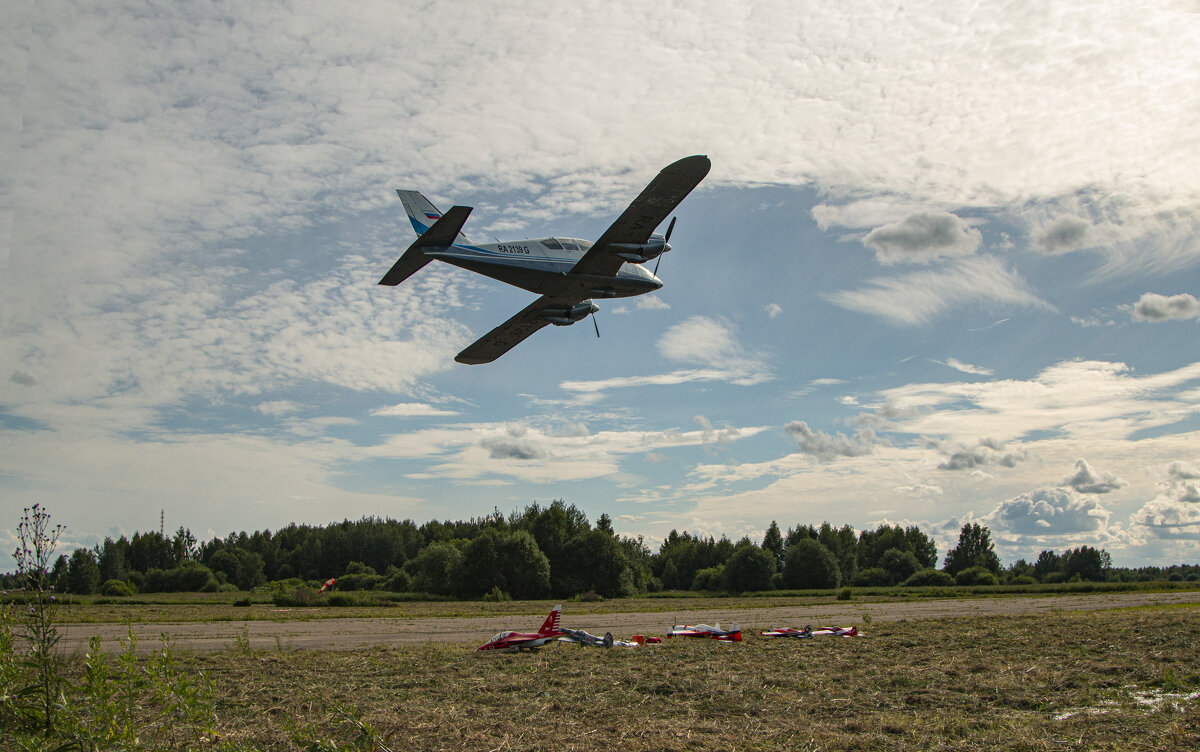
380;155;711;364
476;604;564;652
557;627;642;648
666;621;743;642
760;625;861;638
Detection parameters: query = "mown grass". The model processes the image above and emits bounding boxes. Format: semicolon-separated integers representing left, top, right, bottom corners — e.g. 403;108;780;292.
7;603;1198;750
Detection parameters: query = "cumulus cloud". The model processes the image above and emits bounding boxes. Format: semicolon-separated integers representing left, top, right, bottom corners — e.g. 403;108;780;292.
1132;293;1200;322
824;256;1053;327
1062;459;1127;494
983;487;1113;537
1130;461;1200;540
785;420;880;461
764;303;782;319
862;212;981;265
10;371;35;387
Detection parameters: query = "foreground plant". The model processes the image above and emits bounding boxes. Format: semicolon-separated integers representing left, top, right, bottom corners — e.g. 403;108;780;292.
11;504;66;736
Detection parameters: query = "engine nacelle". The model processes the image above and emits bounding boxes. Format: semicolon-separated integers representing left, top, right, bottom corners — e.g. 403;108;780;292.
542;300;599;326
611;234;669;263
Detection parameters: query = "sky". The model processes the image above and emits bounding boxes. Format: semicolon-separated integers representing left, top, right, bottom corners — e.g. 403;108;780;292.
3;1;1199;570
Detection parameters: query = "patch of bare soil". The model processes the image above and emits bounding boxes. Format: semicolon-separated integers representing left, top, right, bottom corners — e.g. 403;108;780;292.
57;590;1200;655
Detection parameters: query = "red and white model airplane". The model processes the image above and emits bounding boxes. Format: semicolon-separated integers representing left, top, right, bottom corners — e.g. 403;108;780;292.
666;621;742;642
760;625;861;638
476;604;564;652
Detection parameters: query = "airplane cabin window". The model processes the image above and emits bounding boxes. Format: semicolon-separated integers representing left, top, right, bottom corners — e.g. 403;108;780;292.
561;240;579;251
542;239;563;250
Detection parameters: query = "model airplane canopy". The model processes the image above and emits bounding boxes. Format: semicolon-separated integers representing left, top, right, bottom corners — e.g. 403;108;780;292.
380;155;711;364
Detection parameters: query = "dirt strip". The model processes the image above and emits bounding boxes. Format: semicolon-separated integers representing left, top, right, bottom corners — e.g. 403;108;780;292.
55;590;1200;655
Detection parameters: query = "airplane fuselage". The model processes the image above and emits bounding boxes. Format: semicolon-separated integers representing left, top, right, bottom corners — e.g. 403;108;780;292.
426;237;663;299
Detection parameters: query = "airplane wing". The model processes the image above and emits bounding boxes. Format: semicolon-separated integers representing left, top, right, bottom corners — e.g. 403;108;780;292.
569;155;711;278
455;294;577;365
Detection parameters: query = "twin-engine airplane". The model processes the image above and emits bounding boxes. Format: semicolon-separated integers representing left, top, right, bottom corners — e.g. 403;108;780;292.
476;604;563;652
379;155;711;364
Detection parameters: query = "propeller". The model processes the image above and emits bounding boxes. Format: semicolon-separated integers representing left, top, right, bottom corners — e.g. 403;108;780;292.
654;216;677;276
591;311;600;337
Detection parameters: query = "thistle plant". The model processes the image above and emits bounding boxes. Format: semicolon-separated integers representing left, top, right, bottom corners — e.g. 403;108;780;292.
12;503;66;735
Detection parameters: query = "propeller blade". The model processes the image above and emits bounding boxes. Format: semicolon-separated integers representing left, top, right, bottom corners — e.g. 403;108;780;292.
664;216;677;243
653;253;662;276
592;312;600;338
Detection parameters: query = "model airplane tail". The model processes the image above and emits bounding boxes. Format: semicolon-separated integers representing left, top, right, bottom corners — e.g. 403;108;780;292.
538;604;563;635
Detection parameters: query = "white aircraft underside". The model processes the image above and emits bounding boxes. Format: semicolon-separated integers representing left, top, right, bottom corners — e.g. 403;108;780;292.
379;155;711;364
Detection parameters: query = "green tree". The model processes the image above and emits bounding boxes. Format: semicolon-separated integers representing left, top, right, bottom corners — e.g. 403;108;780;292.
403;541;462;595
879;547;921;584
781;538;841;589
66;548;101;595
722;545;776;593
942;523;1001;575
1062;546;1108;582
762;521;785;569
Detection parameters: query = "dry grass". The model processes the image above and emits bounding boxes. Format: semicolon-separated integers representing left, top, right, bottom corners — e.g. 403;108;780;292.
169;605;1200;751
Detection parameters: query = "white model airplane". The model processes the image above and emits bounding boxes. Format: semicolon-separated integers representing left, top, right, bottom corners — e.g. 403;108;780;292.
379;155;711;364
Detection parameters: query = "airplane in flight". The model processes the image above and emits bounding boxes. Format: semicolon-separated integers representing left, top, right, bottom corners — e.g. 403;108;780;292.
379;155;711;364
476;604;564;652
666;621;743;642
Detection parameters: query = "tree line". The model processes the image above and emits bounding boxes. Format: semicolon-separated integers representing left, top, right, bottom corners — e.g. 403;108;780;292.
4;502;1198;598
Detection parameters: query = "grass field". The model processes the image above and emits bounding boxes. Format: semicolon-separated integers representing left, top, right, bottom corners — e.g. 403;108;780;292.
6;595;1198;750
26;601;1197;751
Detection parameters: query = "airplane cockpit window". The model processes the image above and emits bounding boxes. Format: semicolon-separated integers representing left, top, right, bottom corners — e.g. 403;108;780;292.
490;631;513;642
542;239;563;250
560;239;580;251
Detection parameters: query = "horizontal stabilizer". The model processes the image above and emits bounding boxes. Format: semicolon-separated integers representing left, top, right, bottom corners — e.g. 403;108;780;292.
379;205;473;287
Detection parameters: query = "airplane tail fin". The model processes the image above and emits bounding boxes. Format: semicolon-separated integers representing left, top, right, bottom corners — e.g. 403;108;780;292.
379;205;473;287
396;190;473;243
538;604;563;635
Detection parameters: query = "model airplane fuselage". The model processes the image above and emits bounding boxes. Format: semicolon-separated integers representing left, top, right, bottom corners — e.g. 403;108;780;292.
379;155;711;364
666;622;743;642
476;604;564;652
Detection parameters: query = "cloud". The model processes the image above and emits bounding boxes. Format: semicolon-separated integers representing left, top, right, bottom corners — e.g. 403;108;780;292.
255;400;304;417
862;212;981;265
1033;217;1093;254
983;487;1112;537
1129;461;1200;540
824;256;1053;327
371;403;461;418
934;437;1028;471
936;358;994;376
764;303;782;319
784;420;880;461
1132;293;1200;322
1062;459;1126;494
10;371;35;387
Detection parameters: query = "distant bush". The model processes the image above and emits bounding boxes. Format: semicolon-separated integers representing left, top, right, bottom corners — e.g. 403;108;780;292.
690;566;725;591
481;586;511;602
955;566;999;586
852;567;891;587
380;569;410;593
326;593;359;607
272;587;319;607
903;568;954;587
837;587;853;601
574;591;604;602
142;563;217;593
1011;575;1038;586
100;579;135;596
